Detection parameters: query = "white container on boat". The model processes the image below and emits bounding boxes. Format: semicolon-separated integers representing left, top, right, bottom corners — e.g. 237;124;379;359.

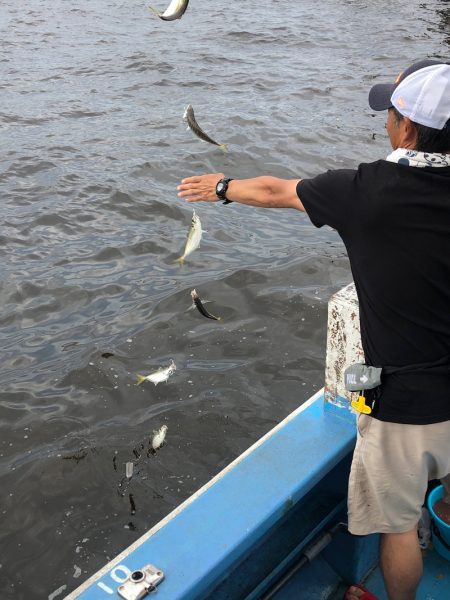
325;282;364;407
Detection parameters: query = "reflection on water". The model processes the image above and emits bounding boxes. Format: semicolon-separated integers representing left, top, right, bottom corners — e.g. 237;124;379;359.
0;0;447;597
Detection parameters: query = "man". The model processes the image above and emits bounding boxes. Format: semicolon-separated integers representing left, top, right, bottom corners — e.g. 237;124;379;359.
177;60;450;600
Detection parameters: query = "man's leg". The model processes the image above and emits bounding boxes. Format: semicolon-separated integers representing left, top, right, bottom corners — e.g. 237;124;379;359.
379;528;422;600
346;527;422;600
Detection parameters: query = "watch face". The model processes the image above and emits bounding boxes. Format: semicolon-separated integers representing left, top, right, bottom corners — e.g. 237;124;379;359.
217;182;225;193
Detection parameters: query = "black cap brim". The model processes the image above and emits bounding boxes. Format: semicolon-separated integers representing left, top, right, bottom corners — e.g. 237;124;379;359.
368;82;396;111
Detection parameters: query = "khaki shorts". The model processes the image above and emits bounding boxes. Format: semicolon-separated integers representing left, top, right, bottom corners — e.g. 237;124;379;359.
348;414;450;535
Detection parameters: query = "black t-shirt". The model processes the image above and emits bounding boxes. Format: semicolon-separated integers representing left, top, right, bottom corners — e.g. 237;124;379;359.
298;159;450;424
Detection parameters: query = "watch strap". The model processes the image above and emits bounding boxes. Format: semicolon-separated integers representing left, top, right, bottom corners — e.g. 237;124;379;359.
216;177;234;204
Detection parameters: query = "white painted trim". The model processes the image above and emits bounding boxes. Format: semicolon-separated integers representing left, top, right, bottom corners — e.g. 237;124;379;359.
66;389;324;598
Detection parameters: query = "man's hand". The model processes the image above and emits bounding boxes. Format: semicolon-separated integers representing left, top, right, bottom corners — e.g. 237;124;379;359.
177;173;224;203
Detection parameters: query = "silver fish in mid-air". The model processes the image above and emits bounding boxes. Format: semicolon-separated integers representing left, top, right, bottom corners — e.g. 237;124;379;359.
151;425;168;452
136;360;176;386
149;0;189;21
191;289;221;321
183;104;228;152
176;210;202;264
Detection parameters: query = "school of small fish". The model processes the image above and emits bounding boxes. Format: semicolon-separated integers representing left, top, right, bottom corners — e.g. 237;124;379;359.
117;0;230;475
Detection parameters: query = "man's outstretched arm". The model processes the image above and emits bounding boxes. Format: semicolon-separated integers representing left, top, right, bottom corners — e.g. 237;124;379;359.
177;173;305;211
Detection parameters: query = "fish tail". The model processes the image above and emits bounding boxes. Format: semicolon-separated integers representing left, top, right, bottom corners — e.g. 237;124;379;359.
136;375;146;386
175;256;185;266
219;144;228;153
148;5;161;17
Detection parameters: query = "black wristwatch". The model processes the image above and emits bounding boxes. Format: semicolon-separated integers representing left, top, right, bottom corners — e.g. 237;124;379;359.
215;178;234;204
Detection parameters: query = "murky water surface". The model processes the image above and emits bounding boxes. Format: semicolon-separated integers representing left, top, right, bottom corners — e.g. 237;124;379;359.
0;1;448;597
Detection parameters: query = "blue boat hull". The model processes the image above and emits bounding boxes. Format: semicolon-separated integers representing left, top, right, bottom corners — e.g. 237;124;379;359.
67;390;450;600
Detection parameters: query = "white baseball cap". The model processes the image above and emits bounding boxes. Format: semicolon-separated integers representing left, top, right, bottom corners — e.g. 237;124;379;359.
369;60;450;130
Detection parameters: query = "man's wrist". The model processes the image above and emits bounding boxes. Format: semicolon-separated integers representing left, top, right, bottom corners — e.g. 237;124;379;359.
215;177;234;204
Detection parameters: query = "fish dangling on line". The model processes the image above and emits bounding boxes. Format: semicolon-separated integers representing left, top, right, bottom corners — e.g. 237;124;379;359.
176;210;202;264
190;289;221;321
183;104;228;152
136;360;176;386
149;0;189;21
